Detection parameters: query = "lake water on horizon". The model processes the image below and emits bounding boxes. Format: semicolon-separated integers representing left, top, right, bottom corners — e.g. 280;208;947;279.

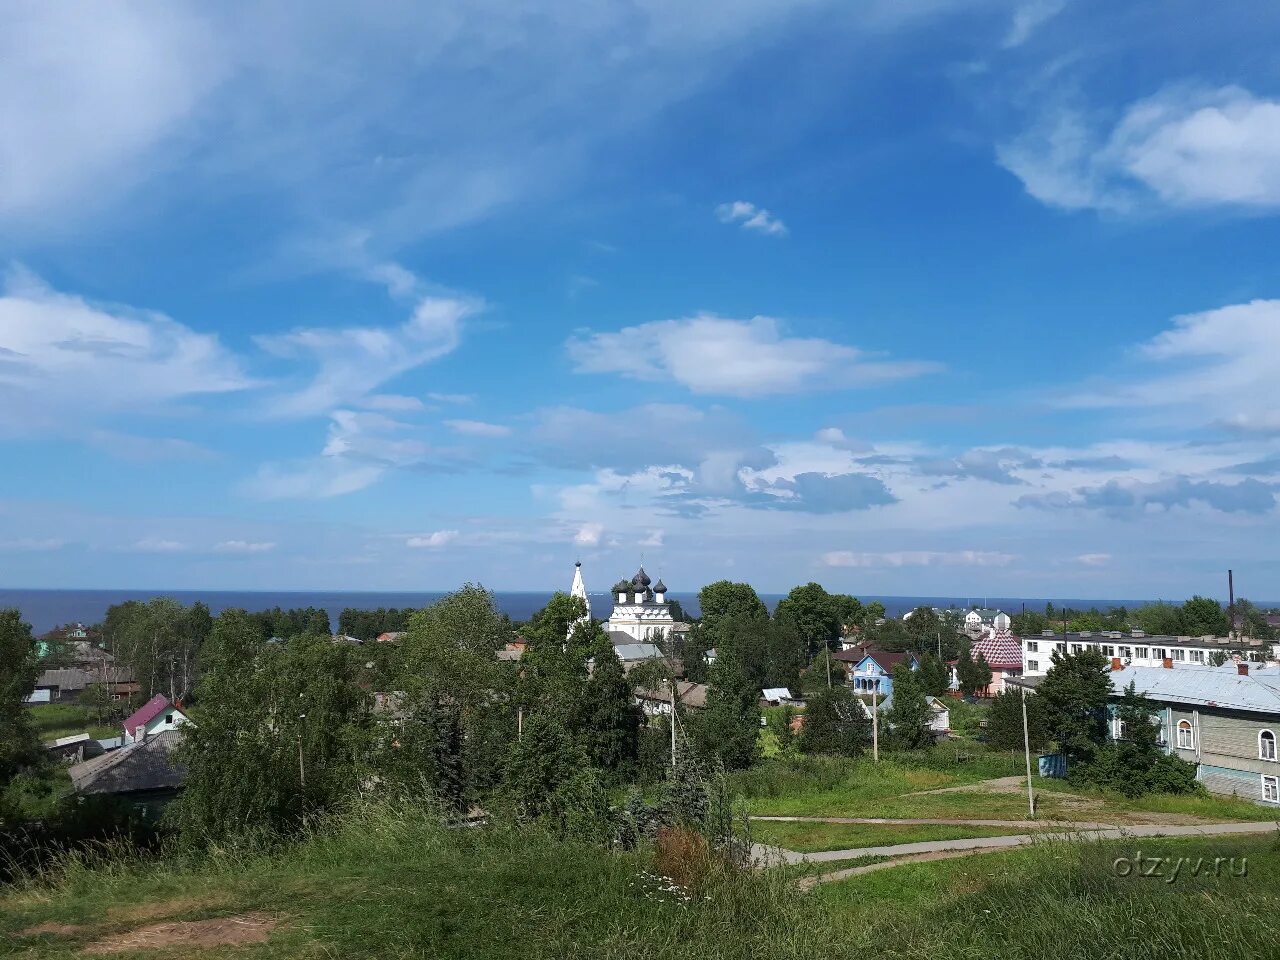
0;587;1164;634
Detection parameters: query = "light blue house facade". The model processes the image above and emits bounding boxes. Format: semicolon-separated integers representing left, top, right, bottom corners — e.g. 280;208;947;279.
838;650;920;698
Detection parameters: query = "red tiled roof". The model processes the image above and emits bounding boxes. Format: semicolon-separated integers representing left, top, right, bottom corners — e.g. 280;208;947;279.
122;694;170;737
970;630;1023;670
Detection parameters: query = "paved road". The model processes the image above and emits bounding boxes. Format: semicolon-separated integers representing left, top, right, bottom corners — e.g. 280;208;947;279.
753;815;1118;830
754;819;1280;881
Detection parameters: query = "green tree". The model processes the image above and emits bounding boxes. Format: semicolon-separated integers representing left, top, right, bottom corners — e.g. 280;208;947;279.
984;689;1049;751
573;645;641;777
697;581;767;631
694;646;759;769
1074;683;1199;797
306;608;332;636
0;610;41;803
174;611;371;845
1131;602;1183;636
505;712;592;821
768;704;797;757
972;652;993;696
955;647;983;698
886;667;934;749
1037;647;1111;764
798;686;870;757
774;582;843;659
915;652;950;698
1180;595;1229;636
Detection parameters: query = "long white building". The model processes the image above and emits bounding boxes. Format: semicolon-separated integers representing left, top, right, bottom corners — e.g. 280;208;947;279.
1021;630;1271;676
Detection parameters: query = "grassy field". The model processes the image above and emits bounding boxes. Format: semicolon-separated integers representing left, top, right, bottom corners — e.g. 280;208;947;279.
733;752;1271;824
752;819;1028;853
26;703;119;742
4;802;1278;960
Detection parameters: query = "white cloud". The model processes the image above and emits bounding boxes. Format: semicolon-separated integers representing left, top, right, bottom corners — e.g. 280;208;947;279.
1062;299;1280;431
445;419;512;438
240;459;385;500
639;529;665;548
0;4;225;225
568;314;937;397
256;291;479;418
716;200;788;236
1002;0;1067;48
574;522;604;546
1001;86;1280;213
0;267;250;431
407;530;458;548
427;392;474;405
132;538;187;553
821;550;1017;567
1075;553;1110;566
213;540;276;554
0;538;66;552
88;430;216;462
359;394;425;412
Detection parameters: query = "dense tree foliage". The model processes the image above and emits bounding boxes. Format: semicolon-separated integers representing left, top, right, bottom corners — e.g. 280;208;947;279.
984;688;1049;752
773;582;844;660
1073;683;1200;797
102;598;213;702
886;666;934;749
1037;648;1111;764
798;686;870;757
696;581;768;629
694;646;759;770
0;610;41;814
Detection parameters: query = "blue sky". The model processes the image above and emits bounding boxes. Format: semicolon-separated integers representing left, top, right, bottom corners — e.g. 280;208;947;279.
1;0;1278;600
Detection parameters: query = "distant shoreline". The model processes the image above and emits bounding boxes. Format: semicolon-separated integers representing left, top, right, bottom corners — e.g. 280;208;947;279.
0;586;1230;634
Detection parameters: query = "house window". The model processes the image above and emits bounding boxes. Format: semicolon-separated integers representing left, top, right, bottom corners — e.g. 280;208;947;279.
1190;650;1205;664
1264;776;1279;805
1071;644;1083;654
165;714;173;725
1026;641;1039;653
1119;646;1132;659
1261;730;1277;762
1101;645;1115;657
1027;659;1039;672
1176;720;1195;750
1172;649;1186;662
1136;647;1149;659
1154;647;1166;661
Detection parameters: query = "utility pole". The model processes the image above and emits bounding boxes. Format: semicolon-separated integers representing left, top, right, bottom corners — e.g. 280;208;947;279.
1228;569;1236;641
297;712;307;792
871;682;879;763
670;675;677;770
1020;686;1034;818
825;648;832;689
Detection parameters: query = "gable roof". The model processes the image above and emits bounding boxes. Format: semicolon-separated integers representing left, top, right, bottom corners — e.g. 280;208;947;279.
970;630;1023;670
613;642;662;662
122;694;173;736
761;687;793;701
833;649;916;671
635;680;708;709
69;730;185;795
1109;663;1280;714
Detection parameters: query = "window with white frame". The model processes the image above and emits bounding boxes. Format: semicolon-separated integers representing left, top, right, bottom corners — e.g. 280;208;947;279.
1176;720;1194;750
1026;641;1039;653
1027;659;1039;672
1071;643;1083;654
1057;643;1066;655
1102;645;1115;656
1190;650;1205;664
1261;730;1277;761
1136;646;1149;659
1172;649;1186;662
1264;775;1279;804
1154;647;1166;661
1119;646;1132;659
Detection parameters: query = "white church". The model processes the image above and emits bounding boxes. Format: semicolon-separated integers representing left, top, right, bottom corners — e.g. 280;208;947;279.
569;561;675;644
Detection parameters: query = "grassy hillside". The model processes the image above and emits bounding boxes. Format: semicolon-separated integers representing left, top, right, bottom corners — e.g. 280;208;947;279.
5;801;1279;959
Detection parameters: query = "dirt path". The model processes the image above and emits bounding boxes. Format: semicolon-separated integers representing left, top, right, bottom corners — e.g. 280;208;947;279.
778;820;1280;885
752;815;1118;829
902;775;1028;796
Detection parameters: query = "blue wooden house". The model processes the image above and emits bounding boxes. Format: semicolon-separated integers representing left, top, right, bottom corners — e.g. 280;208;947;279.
834;648;920;697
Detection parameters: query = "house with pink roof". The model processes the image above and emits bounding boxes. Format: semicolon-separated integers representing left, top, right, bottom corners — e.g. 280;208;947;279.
963;630;1024;696
122;694;191;745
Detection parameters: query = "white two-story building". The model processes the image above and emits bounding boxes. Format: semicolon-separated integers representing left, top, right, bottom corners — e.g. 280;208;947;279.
1021;630;1271;677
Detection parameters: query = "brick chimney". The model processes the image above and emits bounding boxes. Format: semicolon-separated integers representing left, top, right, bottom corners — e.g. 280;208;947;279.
1238;662;1249;676
1110;657;1123;671
1162;657;1173;669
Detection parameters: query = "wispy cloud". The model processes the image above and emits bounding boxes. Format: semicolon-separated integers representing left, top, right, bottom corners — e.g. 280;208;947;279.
240;459;385;500
88;430;217;462
0;537;66;552
1000;85;1280;213
445;419;511;438
131;538;187;553
213;540;276;554
822;550;1018;568
407;530;458;548
715;200;788;236
1075;553;1110;566
0;266;250;432
574;522;604;546
1002;0;1067;48
568;314;937;397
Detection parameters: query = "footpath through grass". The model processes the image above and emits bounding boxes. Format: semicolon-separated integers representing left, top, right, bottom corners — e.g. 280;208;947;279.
752;819;1027;853
5;802;1279;960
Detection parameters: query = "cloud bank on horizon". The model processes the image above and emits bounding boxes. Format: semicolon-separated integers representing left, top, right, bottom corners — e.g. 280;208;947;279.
1;0;1278;601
